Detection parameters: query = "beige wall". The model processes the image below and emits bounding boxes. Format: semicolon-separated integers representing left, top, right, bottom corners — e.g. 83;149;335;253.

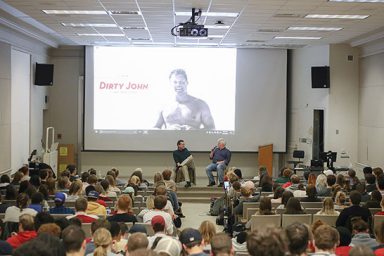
358;51;384;167
0;24;49;173
327;45;359;167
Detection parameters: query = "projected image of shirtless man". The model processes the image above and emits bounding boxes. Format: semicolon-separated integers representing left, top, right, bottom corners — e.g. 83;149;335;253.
154;69;215;130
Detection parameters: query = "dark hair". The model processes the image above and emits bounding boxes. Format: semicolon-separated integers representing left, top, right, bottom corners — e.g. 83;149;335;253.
273;187;285;199
88;168;97;176
81;172;90;182
68;217;82;228
90;219;110;235
350;191;362;205
327;175;336;186
54;218;70;234
100;179;110;191
378;175;384;190
246;228;286;256
66;165;76;174
259;197;273;215
31;192;44;204
336;226;352;246
285;223;309;255
285;198;304;214
177;140;184;146
352;219;369;232
13;233;65;256
19;180;31;194
0;174;10;183
154;195;167;210
38;184;49;200
62;225;85;253
169;69;188;82
336;174;345;187
87;174;98;185
306;184;317;199
162;169;172;181
109;221;121;238
11;171;23;184
348;169;356;178
5;184;17;200
35;212;55;231
365;173;376;185
363;167;373;175
39;169;49;180
16;193;29;210
85;185;96;196
281;190;294;207
234;169;242;179
371;190;382;202
131;171;143;183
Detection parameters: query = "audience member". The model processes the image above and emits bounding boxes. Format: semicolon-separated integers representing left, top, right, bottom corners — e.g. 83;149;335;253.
88;227;120;256
126;232;149;253
143;195;174;235
154;237;182;256
285;222;309;256
301;184;321;202
49;192;75;214
107;194;137;223
86;190;107;217
365;174;376;193
271;186;285;204
148;215;168;248
276;190;294;210
336;191;372;231
316;174;330;197
37;223;61;237
349;245;374;256
13;232;65;256
199;220;216;253
210;232;234;256
66;197;97;223
315;197;340;216
350;219;377;248
335;226;352;256
179;228;207;256
67;180;83;201
62;225;86;256
246;227;286;256
365;190;382;209
231;231;247;252
6;213;37;249
162;169;177;192
284;197;305;214
28;192;44;212
334;191;347;209
4;193;37;223
312;225;339;256
85;219;112;254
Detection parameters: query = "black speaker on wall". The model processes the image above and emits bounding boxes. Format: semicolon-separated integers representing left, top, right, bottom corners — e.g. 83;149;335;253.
34;63;54;86
311;66;330;88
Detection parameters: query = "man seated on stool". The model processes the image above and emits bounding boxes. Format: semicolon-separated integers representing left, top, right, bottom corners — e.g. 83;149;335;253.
206;138;231;187
173;139;196;188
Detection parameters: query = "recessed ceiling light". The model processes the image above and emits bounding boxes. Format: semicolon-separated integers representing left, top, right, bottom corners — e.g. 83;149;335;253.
175;12;238;18
305;14;369;19
204;25;231;29
288;26;343;31
129;38;151;41
329;0;384;2
274;36;322;40
61;23;117;27
43;10;106;15
208;35;224;38
108;10;142;15
77;33;125;37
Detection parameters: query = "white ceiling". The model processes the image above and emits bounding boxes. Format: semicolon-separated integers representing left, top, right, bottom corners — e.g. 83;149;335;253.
1;0;384;48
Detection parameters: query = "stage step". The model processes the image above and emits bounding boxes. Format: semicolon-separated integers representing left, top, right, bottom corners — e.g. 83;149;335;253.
176;186;225;204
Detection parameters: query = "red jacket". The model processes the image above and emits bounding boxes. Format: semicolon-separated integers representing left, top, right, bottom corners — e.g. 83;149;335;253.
6;230;37;249
335;246;351;256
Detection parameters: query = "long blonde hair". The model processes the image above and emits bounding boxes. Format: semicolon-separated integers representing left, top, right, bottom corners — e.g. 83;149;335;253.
199;220;216;244
319;197;337;215
93;228;112;256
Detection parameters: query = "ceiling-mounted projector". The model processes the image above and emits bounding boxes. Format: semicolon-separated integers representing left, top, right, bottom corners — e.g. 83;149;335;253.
179;24;208;37
171;8;208;38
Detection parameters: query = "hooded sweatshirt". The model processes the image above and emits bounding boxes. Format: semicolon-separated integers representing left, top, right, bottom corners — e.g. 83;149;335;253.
86;201;106;217
7;230;37;249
